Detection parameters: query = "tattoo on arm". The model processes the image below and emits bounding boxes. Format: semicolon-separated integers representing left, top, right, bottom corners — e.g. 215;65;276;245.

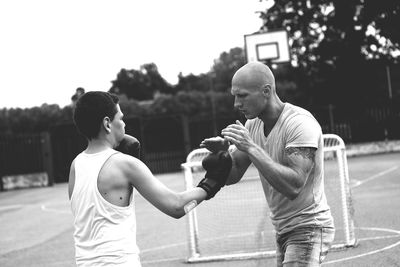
285;147;316;161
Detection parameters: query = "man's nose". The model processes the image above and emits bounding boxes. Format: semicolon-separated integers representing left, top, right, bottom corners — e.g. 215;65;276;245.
234;97;242;109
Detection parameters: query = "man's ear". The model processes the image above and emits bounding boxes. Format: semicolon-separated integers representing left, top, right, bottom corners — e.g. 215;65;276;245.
262;84;272;97
102;117;112;133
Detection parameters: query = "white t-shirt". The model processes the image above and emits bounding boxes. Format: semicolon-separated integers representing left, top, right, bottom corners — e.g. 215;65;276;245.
70;148;141;267
244;103;334;234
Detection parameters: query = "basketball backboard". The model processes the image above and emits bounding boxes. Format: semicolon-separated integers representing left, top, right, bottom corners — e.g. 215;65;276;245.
244;29;290;64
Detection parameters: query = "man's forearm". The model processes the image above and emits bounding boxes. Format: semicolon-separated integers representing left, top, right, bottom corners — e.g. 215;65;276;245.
247;146;303;200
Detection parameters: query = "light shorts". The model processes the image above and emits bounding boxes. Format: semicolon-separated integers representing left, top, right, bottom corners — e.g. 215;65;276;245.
275;226;335;267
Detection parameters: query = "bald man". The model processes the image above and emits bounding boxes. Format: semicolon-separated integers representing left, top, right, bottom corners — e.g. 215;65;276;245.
201;62;335;266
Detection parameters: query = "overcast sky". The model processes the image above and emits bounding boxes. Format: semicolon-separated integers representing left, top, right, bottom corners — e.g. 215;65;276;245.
0;0;272;109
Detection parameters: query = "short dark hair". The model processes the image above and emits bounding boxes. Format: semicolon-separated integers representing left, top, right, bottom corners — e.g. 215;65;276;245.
73;91;120;140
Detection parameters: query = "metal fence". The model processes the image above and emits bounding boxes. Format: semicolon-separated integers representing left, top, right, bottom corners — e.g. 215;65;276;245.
312;102;400;143
0;104;399;187
0;132;53;190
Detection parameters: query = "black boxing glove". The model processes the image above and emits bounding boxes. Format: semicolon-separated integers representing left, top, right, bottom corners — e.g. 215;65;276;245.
115;134;141;159
197;151;232;200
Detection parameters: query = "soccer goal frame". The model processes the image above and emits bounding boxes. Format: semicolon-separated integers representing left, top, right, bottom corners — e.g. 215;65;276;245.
181;134;356;263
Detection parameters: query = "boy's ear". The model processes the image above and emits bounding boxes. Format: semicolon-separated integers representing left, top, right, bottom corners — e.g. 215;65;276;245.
103;117;112;133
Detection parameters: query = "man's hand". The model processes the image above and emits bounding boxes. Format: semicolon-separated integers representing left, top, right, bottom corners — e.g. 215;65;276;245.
200;136;229;153
197;151;232;200
221;120;254;153
115;134;141;159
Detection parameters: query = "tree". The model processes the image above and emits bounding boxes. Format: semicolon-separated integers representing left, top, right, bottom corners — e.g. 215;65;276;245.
117;94;147;117
109;63;173;101
175;73;210;92
0;104;73;134
257;0;400;105
259;0;399;68
174;47;246;94
210;47;246;92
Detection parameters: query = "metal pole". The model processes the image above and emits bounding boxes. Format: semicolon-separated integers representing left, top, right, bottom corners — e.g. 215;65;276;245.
386;65;393;99
328;104;335;133
182;164;201;260
40;132;54;186
209;74;218;136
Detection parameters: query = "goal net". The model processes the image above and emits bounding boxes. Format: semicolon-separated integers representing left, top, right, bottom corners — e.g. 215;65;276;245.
181;134;356;263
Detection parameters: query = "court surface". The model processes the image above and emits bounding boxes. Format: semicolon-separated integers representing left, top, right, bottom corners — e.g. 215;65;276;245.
0;152;399;267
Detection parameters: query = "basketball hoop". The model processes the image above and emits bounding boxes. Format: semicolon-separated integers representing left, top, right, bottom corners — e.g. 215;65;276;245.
244;29;291;64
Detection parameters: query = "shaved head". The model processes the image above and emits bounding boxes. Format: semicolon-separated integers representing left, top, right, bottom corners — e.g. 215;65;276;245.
230;62;282;120
232;62;275;92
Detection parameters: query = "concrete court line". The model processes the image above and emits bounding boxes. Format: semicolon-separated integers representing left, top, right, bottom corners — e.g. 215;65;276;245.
141;231;263;254
141;233;400;265
40;204;70;214
141;227;400;265
140;232;400;255
141;256;183;265
324;226;400;265
358;234;400;242
0;204;23;211
352;165;399;188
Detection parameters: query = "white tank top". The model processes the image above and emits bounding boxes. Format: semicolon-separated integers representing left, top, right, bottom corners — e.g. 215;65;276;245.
70;148;141;267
